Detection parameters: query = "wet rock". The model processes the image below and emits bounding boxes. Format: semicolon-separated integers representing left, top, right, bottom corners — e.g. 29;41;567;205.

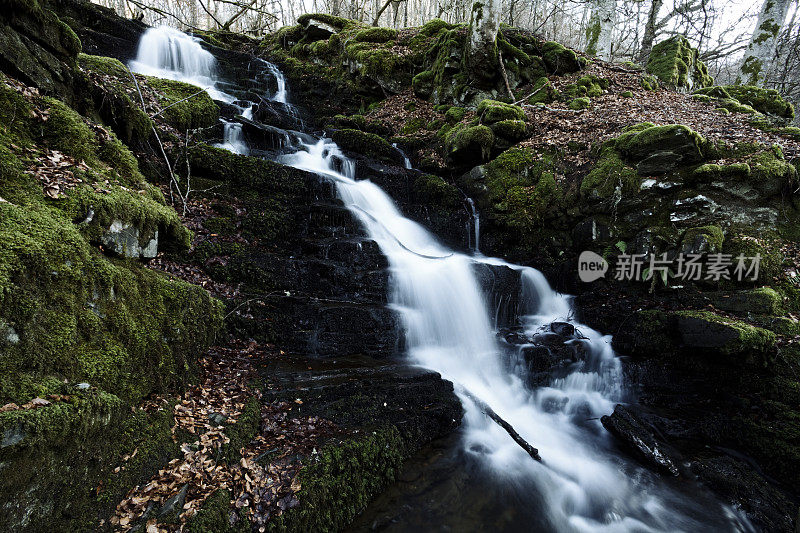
601;404;681;476
550;322;575;338
472;263;522;328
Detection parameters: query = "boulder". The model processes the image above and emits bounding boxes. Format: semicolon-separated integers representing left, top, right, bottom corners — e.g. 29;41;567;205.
101;220;159;259
616;124;705;174
645;36;713;91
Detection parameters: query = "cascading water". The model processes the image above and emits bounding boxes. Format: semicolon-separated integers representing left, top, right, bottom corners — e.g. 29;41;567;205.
131;26;753;532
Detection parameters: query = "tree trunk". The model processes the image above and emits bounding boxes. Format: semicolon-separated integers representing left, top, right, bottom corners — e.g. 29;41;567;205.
636;0;663;65
737;0;792;86
585;0;615;60
467;0;501;80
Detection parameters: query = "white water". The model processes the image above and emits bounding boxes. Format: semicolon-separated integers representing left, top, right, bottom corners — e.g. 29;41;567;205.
130;27;750;532
281;138;750;532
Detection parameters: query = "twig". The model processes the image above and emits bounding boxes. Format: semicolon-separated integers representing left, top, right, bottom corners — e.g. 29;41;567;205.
498;51;515;100
460;388;542;463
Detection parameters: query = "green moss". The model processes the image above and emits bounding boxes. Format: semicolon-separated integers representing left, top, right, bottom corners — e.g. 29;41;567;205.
354;27;397;43
527;76;558;104
444;105;466;124
682;225;724;252
645;36;713;89
615;123;705;164
221;397;261;463
717;98;758;115
418;18;453;37
331;128;400;164
541;41;581;74
621;90;633;98
581;147;639;199
568;97;591;110
722;232;783;282
723;85;794;119
270;427;404;532
563;74;609;99
673;310;776;358
445;124;494;161
693;86;732;99
711;288;783;316
40;96;98;161
490;119;527;141
690;163;751;183
185;489;249;533
145;77;219;131
640;74;659;91
400;117;426;135
476;99;524;124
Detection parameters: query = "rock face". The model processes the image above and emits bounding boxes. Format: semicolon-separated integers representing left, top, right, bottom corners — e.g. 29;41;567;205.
0;1;81;100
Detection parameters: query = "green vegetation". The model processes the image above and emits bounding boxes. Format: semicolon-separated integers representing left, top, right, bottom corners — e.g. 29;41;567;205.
145;77;220;131
645;36;713;89
581;147;639;199
477;99;524;123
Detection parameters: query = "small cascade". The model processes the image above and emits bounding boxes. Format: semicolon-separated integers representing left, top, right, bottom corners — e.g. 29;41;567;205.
466;197;480;253
128;26;233;103
392;143;413;169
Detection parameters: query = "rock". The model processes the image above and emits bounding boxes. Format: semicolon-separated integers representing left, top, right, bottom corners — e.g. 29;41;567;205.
616;124;705;174
541;41;581;74
645;36;713;91
679;225;724;255
601;404;681;476
100;220;159;259
208;412;227;426
157;483;189;521
550;322;575;337
674;311;776;359
76;382;91;390
472;262;522;328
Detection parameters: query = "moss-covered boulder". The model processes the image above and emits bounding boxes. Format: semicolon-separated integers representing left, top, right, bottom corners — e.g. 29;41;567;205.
331;128;403;165
646;36;713;91
445;124;494;166
541;41;582;74
581;146;639;199
563;74;609;98
476;99;525;123
711;288;783;316
615;123;706;174
680;225;724;254
723;85;794;120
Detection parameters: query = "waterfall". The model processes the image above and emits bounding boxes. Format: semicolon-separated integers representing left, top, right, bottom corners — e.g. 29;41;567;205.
129;26;752;532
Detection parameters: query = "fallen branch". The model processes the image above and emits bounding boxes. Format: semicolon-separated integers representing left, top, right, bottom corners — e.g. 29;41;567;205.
460;389;542;462
513;85;546;106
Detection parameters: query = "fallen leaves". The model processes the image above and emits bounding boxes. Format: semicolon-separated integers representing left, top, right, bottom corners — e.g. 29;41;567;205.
110;340;340;532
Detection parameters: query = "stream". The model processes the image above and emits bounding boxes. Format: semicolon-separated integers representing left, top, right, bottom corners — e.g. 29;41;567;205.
130;26;754;533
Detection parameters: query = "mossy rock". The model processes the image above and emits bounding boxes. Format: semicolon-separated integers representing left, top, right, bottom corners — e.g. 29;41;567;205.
748;145;797;197
354;27;398;43
40;96;98;162
296;13;354;31
680;225;724;254
716;98;758;115
330;128;402;165
444;105;466;124
581;146;639;199
541;41;581;74
621;91;633;98
78;54;153;143
476;99;524;124
414;174;461;207
615;124;705;174
527;76;558;104
673;310;776;361
693;86;732;100
145;76;219;131
645;36;713;90
568;97;591;110
722;232;783;282
490;119;527;142
563;74;608;98
710;288;783;316
723;85;794;120
689;163;751;184
640;74;659;91
445;124;494;166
